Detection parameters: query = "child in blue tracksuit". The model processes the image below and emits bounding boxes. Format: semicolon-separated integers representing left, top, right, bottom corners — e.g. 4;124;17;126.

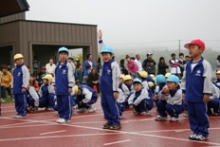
12;54;30;118
153;74;166;104
181;39;212;141
53;47;75;123
123;75;134;107
128;78;153;115
213;70;220;89
100;46;121;130
207;84;220;115
75;85;98;113
39;74;55;110
155;75;184;121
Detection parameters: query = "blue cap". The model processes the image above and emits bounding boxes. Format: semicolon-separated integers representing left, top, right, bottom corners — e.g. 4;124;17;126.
58;47;69;54
167;75;180;84
100;46;114;54
133;78;142;84
155;74;165;83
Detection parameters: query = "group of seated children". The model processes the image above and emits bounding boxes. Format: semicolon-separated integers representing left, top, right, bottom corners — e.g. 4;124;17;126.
26;74;98;114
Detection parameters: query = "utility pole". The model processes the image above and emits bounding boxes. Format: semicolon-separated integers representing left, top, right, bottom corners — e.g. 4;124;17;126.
178;40;181;54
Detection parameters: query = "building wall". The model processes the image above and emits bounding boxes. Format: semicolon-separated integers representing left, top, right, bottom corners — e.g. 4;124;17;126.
0;13;25;24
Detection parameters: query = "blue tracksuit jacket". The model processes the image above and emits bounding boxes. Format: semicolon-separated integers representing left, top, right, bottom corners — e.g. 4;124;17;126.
12;64;30;94
181;57;212;102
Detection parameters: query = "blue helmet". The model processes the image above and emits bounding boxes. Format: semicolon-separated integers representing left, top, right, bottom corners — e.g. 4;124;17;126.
167;75;180;84
100;46;114;54
133;78;142;85
58;47;69;54
155;74;165;83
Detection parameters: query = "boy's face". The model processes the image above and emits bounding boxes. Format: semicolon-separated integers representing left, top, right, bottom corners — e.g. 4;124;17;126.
133;83;143;91
179;55;184;59
216;74;220;79
125;80;132;86
172;55;176;60
188;44;203;58
167;82;178;90
43;79;49;84
59;52;68;62
79;65;82;69
15;58;24;65
101;53;112;62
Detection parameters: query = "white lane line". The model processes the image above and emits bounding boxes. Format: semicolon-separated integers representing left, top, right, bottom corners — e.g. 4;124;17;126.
0;132;120;142
0;121;33;128
40;130;66;135
103;139;131;146
0;124;53;129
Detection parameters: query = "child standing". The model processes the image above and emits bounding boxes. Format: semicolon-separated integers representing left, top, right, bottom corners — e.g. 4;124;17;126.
75;64;83;85
128;78;153;115
213;70;220;89
181;39;212;141
155;75;183;121
100;46;121;130
12;54;30;118
53;47;75;123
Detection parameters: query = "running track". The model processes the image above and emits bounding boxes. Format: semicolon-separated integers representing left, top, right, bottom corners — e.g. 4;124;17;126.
1;101;220;147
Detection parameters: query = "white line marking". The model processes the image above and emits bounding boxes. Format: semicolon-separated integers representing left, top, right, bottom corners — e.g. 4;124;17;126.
0;121;33;128
0;124;53;129
103;139;131;146
0;133;120;142
40;130;66;135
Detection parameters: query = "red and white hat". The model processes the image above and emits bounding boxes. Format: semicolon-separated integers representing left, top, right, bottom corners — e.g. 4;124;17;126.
184;39;205;50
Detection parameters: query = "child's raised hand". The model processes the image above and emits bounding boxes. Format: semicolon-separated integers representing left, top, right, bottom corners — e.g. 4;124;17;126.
113;92;119;99
203;94;210;103
97;30;102;40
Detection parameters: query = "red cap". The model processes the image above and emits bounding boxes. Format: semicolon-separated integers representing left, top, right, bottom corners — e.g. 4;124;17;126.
184;39;205;50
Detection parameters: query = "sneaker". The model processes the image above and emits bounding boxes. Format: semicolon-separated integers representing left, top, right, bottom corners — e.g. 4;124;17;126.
47;108;54;111
140;111;148;116
56;118;66;123
170;117;178;122
110;124;121;130
66;119;71;123
183;112;188;117
77;108;86;113
103;123;112;129
27;107;32;112
12;115;26;119
88;107;97;113
195;135;207;141
189;134;197;140
155;116;167;121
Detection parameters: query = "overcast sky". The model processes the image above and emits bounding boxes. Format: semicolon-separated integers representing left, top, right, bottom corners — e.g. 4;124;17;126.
26;0;220;51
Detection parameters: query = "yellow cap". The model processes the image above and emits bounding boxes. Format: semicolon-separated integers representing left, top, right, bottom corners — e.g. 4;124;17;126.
43;74;53;82
138;71;148;78
73;85;79;95
216;70;220;74
123;75;132;81
165;72;171;78
149;74;155;79
120;74;125;79
14;53;24;60
148;81;154;87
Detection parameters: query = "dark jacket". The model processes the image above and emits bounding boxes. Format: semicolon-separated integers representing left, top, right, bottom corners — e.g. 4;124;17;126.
142;59;156;71
157;63;168;75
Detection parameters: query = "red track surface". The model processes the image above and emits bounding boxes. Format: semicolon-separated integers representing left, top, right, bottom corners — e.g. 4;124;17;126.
1;101;220;147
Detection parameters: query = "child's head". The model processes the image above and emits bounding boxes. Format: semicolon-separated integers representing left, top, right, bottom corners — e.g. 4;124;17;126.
179;53;184;59
58;47;69;62
30;74;35;82
43;74;53;84
159;57;165;63
149;60;154;66
14;53;24;65
100;46;114;62
216;70;220;79
184;39;205;59
91;68;97;74
171;53;176;60
123;75;133;86
49;58;54;64
1;64;8;73
185;55;191;61
125;55;131;62
166;75;180;90
155;74;166;85
138;71;148;80
165;72;171;79
133;78;143;91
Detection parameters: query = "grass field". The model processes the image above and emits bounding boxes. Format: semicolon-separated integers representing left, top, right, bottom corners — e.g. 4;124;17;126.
1;97;14;104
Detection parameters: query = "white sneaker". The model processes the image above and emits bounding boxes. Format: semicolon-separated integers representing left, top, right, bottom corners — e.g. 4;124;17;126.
140;111;148;116
12;115;26;119
170;117;178;122
155;116;167;121
195;135;207;141
47;108;54;111
189;134;197;140
56;118;66;123
88;107;97;113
